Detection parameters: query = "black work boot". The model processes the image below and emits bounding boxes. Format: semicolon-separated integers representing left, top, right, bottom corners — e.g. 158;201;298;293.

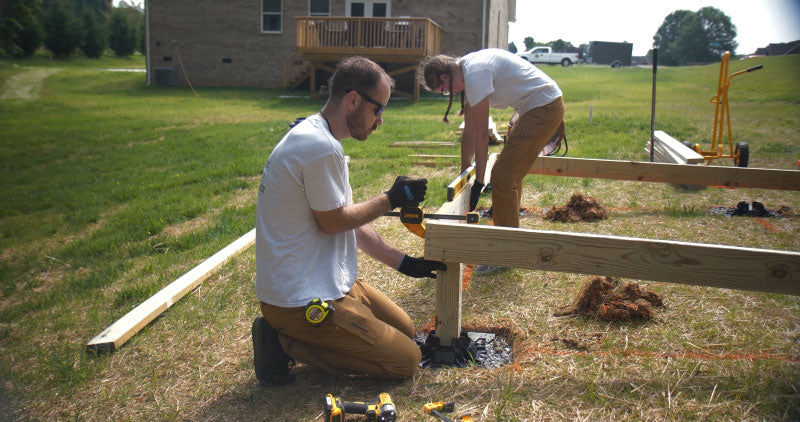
252;316;295;386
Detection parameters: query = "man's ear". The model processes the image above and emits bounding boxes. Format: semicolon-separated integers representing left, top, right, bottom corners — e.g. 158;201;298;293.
345;90;360;112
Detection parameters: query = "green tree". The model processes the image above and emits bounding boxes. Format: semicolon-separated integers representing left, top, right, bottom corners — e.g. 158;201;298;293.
523;36;534;51
107;7;136;57
548;39;575;52
697;6;738;57
653;7;737;65
80;7;105;58
0;0;44;57
508;42;517;54
138;17;145;54
42;0;83;58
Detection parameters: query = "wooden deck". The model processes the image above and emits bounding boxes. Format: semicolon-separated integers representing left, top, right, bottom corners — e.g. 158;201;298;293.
297;16;442;62
295;17;443;100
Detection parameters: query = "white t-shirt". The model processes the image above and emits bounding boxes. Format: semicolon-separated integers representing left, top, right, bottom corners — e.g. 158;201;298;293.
461;48;563;114
255;114;357;307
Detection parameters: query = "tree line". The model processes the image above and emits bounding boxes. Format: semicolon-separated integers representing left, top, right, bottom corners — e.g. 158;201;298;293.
508;6;738;65
0;0;144;59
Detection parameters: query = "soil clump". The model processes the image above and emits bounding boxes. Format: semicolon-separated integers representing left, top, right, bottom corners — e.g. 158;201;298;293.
545;193;608;222
554;277;664;322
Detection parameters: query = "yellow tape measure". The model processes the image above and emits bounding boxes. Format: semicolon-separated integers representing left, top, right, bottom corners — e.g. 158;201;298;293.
304;298;334;326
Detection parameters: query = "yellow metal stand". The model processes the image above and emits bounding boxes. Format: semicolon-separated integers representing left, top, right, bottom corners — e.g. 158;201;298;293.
693;51;762;166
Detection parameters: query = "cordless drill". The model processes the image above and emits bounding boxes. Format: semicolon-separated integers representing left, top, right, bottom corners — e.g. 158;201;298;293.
324;393;397;422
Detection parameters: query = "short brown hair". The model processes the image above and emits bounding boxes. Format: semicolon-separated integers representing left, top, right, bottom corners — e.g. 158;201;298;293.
329;56;394;100
420;55;460;92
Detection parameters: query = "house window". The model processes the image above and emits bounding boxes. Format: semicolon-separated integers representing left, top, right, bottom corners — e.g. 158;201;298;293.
262;0;282;33
346;1;390;17
309;0;330;16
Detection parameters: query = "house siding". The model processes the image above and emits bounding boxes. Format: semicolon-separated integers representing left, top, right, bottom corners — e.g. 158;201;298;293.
147;0;510;88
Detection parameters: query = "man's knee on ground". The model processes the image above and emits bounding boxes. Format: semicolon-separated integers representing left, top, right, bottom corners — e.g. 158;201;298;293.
381;347;421;379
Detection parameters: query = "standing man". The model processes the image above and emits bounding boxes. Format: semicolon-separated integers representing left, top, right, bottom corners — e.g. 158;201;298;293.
253;56;445;386
421;48;565;274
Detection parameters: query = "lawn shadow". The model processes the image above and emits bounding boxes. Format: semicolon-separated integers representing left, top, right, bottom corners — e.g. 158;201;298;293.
189;364;410;421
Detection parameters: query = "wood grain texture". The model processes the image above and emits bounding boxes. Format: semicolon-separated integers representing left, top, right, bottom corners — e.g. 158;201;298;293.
87;229;256;352
653;131;705;164
424;223;800;296
529;156;800;191
432;153;497;345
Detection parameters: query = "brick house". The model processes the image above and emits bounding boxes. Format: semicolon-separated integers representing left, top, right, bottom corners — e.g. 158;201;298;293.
145;0;516;100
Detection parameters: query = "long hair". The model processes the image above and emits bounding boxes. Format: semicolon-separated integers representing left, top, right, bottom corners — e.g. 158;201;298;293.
421;55;464;123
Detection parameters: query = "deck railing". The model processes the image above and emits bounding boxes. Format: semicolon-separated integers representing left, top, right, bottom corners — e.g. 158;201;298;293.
296;17;442;59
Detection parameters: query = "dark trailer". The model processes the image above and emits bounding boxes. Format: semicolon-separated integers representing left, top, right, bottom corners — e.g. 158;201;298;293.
586;41;633;67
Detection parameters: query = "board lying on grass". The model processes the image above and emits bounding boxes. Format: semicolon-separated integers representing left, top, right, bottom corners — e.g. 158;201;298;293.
87;229;256;352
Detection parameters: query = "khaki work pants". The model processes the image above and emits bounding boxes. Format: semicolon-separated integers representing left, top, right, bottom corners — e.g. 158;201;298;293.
260;280;420;379
491;97;565;227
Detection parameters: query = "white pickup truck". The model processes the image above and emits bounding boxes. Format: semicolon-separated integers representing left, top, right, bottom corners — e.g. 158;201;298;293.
517;46;579;66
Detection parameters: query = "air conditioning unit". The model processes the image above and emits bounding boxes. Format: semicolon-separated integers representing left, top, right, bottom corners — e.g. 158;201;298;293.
154;67;177;86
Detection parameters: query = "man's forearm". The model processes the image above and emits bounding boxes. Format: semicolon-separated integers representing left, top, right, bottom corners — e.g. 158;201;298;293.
461;130;476;172
474;127;489;184
312;194;391;235
355;224;404;269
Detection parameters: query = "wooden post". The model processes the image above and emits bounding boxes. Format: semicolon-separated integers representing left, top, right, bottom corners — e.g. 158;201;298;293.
431;154;497;346
309;62;317;99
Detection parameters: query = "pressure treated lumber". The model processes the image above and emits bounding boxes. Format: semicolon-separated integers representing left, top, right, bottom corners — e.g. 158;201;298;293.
433;153;497;346
424;223;800;296
653;130;704;164
87;229;256;352
389;141;456;148
529;156;800;191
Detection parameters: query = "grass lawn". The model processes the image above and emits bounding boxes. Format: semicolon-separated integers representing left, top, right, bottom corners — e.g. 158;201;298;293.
0;52;798;420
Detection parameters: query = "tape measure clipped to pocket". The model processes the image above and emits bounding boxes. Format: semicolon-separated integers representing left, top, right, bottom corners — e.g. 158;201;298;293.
304;298;334;326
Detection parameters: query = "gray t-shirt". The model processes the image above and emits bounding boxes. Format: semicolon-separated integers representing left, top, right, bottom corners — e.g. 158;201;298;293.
461;48;563;114
255;114;357;307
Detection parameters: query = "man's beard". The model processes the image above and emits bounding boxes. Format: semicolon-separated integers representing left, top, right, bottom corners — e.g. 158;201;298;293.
346;105;377;141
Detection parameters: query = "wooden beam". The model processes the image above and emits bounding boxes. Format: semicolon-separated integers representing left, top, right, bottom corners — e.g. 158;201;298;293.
387;64;418;77
433;153;497;346
424;223;800;296
389;141;456;148
409;154;459;159
529;156;800;191
87;229;256;352
653;131;704;164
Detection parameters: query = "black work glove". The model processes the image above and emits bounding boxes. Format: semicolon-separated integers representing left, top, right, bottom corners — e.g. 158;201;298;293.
469;181;485;211
385;176;427;209
397;255;447;278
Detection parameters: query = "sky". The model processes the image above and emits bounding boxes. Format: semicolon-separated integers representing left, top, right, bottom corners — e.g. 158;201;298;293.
509;0;800;56
115;0;800;56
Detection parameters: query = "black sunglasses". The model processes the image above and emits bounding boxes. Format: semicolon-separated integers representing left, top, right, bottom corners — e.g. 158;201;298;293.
346;89;386;116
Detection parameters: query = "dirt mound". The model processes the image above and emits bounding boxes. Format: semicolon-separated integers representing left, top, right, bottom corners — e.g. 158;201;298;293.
554;277;664;322
545;193;608;222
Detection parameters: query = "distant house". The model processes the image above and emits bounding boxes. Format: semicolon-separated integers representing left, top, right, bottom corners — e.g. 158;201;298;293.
145;0;516;100
753;40;800;56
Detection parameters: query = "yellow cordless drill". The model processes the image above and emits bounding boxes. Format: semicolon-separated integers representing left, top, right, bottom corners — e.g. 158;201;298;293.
324;393;397;422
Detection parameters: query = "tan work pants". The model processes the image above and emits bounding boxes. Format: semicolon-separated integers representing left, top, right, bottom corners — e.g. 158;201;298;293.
260;280;420;379
491;97;565;227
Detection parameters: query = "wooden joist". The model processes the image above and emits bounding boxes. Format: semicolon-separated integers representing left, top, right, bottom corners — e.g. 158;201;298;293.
409;154;459;159
529;156;800;191
389;141;456;148
425;223;800;296
87;229;256;352
646;131;705;164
